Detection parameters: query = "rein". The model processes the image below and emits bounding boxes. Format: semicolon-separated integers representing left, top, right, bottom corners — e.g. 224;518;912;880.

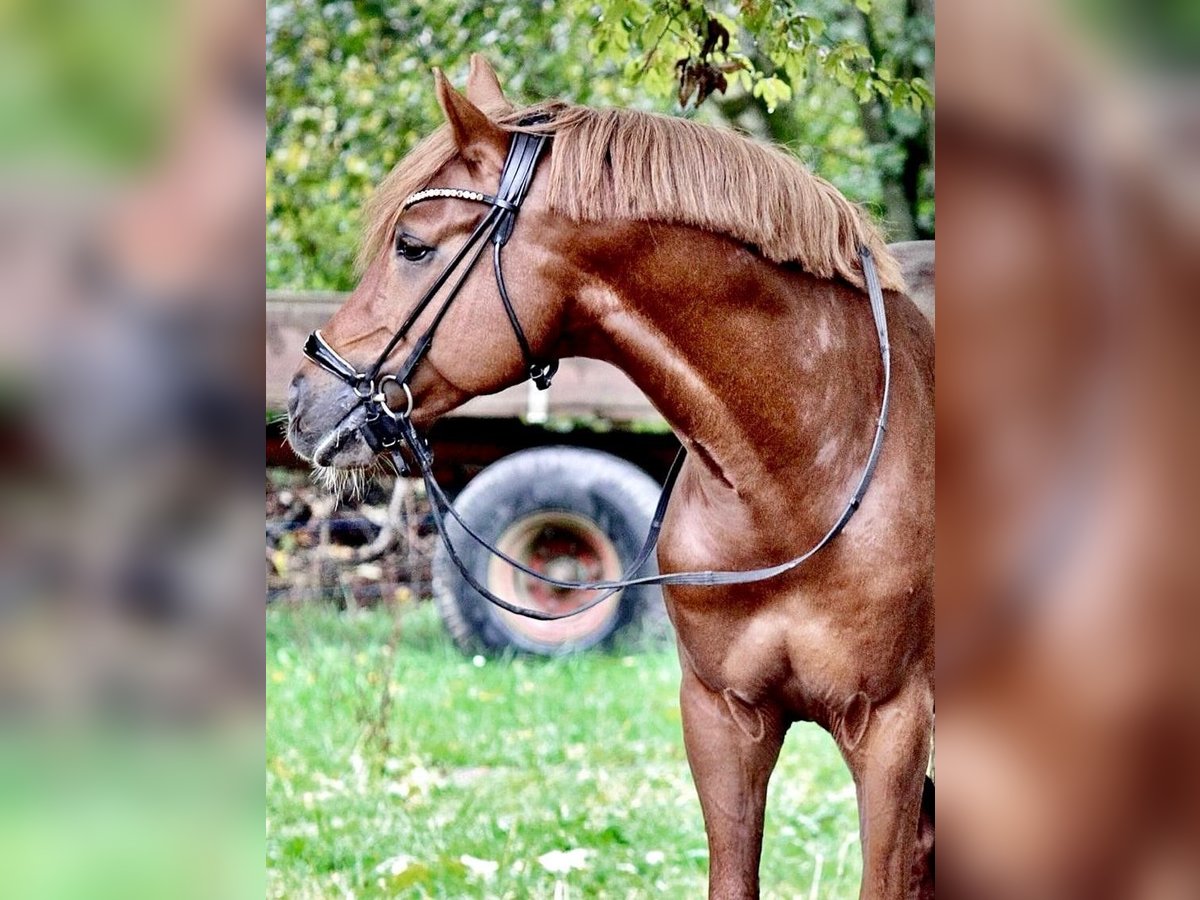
303;129;892;621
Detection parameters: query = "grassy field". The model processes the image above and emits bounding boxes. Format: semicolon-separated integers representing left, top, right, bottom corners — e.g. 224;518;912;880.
266;604;861;898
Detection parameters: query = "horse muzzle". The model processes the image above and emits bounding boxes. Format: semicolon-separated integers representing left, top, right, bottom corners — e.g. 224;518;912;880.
285;370;375;468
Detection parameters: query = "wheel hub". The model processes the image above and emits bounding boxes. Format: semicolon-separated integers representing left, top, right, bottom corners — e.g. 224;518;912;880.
486;510;624;648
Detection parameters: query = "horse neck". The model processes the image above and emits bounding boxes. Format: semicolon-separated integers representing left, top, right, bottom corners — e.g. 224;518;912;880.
562;222;882;514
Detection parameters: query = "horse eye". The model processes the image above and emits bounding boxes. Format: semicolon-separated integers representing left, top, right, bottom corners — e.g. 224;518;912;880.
394;232;433;262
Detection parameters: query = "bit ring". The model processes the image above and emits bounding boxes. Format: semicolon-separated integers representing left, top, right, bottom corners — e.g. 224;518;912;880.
373;376;414;420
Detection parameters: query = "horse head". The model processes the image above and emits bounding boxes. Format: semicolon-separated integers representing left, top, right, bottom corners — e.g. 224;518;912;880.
287;57;571;470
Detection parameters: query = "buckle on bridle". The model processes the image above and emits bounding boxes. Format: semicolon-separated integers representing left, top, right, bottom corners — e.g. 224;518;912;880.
529;360;558;390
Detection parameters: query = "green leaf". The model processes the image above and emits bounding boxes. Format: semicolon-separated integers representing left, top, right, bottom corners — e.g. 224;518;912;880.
854;72;873;104
753;76;792;113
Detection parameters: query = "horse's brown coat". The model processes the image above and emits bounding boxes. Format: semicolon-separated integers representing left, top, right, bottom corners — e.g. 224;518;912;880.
288;58;935;899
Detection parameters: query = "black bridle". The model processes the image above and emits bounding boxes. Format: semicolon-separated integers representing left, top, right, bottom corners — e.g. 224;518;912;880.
303;128;893;621
303;128;557;455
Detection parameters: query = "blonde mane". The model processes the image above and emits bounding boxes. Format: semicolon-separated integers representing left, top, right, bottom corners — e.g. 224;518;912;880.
362;100;903;292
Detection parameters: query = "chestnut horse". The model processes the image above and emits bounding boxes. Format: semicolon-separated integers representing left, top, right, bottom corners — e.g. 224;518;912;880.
287;56;934;899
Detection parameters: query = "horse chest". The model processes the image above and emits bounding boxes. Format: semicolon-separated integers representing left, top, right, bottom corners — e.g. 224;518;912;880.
661;488;928;726
666;579;886;721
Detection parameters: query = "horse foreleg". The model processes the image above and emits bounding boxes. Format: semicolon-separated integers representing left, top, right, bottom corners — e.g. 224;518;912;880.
837;677;934;900
680;660;786;900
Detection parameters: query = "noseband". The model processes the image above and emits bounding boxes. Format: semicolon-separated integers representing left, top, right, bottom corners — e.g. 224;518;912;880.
303;127;893;622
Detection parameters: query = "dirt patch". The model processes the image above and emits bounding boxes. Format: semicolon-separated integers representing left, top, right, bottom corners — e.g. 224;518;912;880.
266;469;437;607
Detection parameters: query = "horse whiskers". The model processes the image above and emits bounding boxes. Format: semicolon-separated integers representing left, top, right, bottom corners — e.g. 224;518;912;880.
310;457;397;503
311;463;361;500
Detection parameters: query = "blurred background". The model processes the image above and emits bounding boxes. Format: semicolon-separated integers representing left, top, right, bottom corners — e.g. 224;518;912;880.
1;0;264;895
937;1;1200;896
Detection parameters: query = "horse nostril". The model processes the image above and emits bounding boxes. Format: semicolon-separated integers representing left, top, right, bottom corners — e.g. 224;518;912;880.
287;373;306;418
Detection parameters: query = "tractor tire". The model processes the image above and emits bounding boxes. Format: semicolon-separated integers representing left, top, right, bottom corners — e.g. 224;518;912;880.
432;446;671;656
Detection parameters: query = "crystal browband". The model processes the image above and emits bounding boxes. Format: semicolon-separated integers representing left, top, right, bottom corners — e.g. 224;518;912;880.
403;187;494;208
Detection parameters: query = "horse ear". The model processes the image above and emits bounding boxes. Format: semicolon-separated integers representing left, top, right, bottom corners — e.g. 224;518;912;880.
434;68;507;168
465;54;511;112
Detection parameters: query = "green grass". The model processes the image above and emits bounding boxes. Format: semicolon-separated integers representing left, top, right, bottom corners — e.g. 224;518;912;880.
266;604;861;898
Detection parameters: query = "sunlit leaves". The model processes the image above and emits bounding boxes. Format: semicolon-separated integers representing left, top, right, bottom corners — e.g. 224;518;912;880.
752;75;792;113
266;0;934;289
605;1;931;117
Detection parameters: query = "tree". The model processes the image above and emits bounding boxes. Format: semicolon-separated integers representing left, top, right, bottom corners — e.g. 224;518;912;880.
267;0;933;290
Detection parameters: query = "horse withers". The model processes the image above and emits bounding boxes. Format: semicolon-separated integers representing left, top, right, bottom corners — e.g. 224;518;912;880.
287;56;934;900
